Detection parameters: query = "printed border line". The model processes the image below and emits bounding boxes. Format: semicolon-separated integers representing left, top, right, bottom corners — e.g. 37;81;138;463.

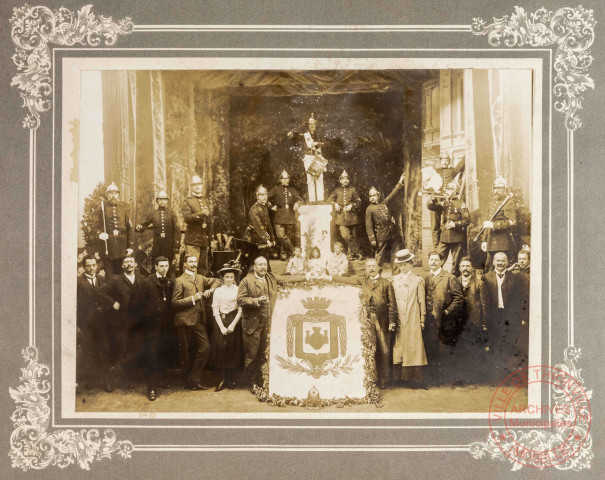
52;51;549;426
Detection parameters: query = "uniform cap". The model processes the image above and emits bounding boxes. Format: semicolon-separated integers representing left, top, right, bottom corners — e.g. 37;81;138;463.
368;186;380;196
445;181;458;191
256;185;268;195
105;182;119;194
308;113;317;124
339;170;350;179
439;151;451;160
156;190;169;200
190;174;203;185
279;170;290;179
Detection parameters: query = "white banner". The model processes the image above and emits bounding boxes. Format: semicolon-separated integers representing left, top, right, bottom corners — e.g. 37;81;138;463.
268;283;368;401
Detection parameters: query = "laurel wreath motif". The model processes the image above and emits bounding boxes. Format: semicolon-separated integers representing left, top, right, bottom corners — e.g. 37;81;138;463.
275;354;361;379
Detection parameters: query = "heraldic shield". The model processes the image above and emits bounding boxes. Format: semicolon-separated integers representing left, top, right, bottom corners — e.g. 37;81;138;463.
277;297;360;379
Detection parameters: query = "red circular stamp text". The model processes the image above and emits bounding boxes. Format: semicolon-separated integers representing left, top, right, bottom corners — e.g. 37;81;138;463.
489;365;591;468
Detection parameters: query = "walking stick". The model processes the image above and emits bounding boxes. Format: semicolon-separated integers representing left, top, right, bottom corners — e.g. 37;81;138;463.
100;199;109;255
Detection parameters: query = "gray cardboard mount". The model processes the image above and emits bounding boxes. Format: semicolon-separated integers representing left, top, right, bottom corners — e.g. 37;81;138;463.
1;0;604;478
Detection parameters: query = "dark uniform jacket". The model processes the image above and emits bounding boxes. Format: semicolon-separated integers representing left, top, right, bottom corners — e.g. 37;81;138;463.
365;183;404;244
328;186;362;226
427;197;470;243
182;196;213;248
247;202;275;244
138;208;181;258
480;270;529;348
425;269;464;344
457;274;487;328
95;201;133;260
144;274;174;321
172;272;220;327
338;275;396;331
509;263;530;281
483;197;517;251
77;274;106;325
98;272;148;325
435;157;465;191
237;273;278;335
268;186;303;225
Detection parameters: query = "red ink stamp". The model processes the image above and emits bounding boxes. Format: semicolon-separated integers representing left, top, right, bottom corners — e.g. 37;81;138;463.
489;365;591;468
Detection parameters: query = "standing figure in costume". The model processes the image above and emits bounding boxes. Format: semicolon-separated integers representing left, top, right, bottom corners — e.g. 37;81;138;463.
427;153;465;247
481;176;517;270
287;113;327;202
95;182;134;277
390;249;428;389
268;170;303;260
365;173;405;268
426;181;470;277
328;170;363;260
241;185;276;274
136;190;181;277
182;175;213;275
210;260;244;391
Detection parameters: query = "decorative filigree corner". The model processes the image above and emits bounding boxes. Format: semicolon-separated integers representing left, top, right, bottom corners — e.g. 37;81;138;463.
10;3;134;129
469;346;594;471
471;5;596;131
9;346;134;471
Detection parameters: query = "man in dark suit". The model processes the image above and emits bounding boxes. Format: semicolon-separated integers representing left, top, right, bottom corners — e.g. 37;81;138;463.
427;181;470;277
98;255;148;390
365;173;405;269
481;252;529;384
336;259;397;389
456;257;489;383
171;254;220;390
142;257;174;400
136;190;181;277
268;171;302;260
76;255;106;390
328;170;363;260
424;251;464;384
240;185;275;275
237;256;278;392
182;174;213;275
95;182;134;276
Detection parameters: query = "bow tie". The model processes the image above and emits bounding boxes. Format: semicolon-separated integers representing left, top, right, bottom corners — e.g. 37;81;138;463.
497;273;505;279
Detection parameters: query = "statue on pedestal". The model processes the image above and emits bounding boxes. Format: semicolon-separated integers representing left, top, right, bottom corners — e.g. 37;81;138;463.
287;113;328;203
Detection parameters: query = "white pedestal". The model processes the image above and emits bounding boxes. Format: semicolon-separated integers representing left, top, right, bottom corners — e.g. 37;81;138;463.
297;204;333;257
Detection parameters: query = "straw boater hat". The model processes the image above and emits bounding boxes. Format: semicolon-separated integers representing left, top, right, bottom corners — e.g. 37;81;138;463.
394;249;415;264
217;259;242;276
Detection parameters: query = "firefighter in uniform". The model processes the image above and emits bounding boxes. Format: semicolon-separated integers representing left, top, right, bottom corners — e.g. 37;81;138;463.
268;171;303;260
96;182;134;277
365;173;405;268
328;170;363;261
427;181;470;277
240;185;275;274
182;174;213;275
430;153;465;247
136;190;181;276
481;176;517;270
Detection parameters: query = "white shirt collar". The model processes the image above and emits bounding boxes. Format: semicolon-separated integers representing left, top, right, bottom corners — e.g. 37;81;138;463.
254;272;266;281
156;272;165;279
124;272;136;283
185;269;196;276
430;267;442;276
370;274;380;281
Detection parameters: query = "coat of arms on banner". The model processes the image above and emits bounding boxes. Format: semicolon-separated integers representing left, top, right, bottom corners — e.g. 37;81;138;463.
275;297;360;379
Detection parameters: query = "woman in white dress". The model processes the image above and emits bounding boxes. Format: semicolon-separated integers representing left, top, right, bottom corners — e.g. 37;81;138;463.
210;261;243;391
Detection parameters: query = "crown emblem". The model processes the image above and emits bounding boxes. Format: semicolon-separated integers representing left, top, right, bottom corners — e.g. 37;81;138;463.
301;297;331;310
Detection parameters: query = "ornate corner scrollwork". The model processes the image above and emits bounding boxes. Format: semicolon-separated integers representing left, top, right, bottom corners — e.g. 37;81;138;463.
9;346;134;471
472;6;596;131
10;3;134;129
469;346;593;471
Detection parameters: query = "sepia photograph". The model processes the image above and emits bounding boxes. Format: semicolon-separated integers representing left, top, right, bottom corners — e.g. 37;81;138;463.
71;63;538;415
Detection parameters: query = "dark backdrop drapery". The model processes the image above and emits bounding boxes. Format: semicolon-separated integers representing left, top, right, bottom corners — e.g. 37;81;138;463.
101;69;431;257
